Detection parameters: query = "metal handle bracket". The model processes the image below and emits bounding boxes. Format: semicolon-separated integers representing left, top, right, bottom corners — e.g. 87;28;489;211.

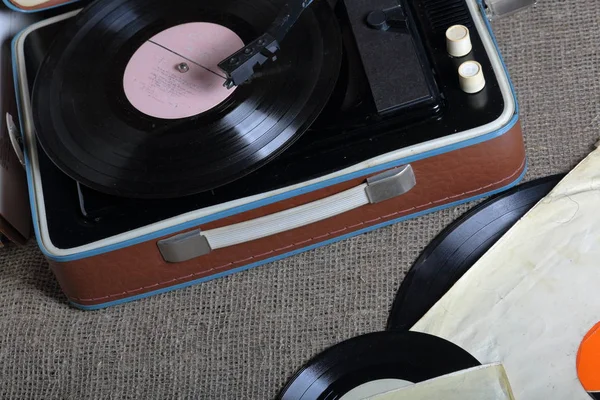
366;165;417;204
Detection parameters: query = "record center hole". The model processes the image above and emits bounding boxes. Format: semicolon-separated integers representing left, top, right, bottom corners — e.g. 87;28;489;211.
122;22;245;120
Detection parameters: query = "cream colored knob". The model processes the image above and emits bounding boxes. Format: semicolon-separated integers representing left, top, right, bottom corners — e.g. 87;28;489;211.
458;61;485;94
446;25;472;57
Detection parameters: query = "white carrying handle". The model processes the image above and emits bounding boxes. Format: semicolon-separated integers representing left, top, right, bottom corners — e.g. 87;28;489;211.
157;165;416;263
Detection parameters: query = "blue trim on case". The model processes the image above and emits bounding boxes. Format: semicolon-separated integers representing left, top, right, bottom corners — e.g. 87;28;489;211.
2;0;81;13
46;115;518;263
11;33;54;270
71;164;527;311
13;3;521;263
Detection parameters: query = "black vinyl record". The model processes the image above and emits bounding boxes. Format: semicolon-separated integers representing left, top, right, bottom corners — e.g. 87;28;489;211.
32;0;342;199
387;175;564;331
278;331;480;399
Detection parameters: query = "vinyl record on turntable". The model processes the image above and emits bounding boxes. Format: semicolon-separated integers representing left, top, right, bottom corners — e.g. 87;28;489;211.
32;0;342;198
277;331;480;400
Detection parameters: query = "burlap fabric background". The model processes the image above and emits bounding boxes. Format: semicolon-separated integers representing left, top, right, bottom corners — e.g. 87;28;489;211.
1;0;598;398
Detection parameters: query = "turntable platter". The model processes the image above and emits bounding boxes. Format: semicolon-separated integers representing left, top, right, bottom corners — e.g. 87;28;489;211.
32;0;342;199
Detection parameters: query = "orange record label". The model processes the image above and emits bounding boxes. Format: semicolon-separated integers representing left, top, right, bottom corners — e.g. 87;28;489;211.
577;322;600;399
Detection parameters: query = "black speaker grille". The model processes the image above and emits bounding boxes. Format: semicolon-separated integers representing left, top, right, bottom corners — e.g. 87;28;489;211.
419;0;473;32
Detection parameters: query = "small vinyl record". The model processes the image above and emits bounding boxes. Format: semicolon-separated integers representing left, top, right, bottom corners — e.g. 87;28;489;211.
32;0;342;198
278;331;480;400
387;175;564;331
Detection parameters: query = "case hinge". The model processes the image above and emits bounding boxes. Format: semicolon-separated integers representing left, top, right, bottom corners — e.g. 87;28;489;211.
5;113;25;167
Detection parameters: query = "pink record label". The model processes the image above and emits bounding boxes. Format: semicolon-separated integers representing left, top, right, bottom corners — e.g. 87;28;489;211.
123;22;244;119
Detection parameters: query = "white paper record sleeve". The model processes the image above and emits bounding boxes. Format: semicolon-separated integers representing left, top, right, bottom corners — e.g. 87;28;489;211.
371;364;515;400
411;144;600;399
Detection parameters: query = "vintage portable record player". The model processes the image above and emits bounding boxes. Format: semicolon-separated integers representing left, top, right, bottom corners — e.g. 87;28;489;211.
6;0;531;309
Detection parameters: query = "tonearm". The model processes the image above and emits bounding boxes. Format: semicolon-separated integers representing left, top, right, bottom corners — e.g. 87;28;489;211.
218;0;314;88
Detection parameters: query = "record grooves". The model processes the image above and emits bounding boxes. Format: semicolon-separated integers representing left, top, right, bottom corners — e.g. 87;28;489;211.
278;331;480;399
388;175;564;331
32;0;342;199
21;0;511;249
